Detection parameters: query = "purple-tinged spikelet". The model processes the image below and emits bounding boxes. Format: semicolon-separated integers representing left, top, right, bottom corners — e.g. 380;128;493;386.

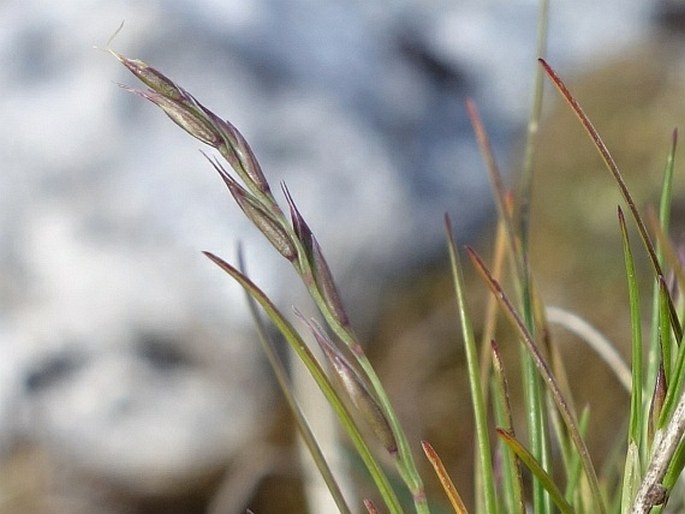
299;314;397;454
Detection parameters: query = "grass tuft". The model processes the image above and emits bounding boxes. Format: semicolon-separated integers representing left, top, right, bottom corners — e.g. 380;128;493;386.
110;2;685;511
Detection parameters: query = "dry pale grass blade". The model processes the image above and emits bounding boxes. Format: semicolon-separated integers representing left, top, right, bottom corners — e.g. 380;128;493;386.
546;306;632;392
465;100;520;265
479;216;509;387
421;441;469;514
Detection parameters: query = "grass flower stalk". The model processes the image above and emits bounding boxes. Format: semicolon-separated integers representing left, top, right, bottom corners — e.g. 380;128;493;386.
113;47;426;512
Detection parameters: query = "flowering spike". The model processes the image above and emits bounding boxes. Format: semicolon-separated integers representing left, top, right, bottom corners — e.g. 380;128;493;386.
204;156;296;261
115;54;271;195
282;184;347;325
296;312;397;454
120;85;221;147
235;191;296;261
311;238;349;326
202;109;271;194
282;183;314;256
110;50;185;101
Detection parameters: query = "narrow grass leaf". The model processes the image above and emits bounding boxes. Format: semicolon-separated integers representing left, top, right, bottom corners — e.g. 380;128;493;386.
618;207;644;447
564;407;590;511
516;0;549;254
479;218;508;389
496;429;574;514
660;129;678;226
661;275;682;346
657;283;685;429
658;279;685;430
445;215;497;514
658;278;675;386
663;429;685;490
421;440;469;514
646;130;680;404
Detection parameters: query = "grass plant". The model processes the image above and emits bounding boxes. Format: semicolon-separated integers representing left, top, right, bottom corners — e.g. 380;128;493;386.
109;4;685;512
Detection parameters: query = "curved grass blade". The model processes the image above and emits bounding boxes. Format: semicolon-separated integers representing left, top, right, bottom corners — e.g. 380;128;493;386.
467;247;605;513
539;59;681;344
538;59;658;277
421;440;469;514
546;306;631;392
496;429;574;514
203;251;403;514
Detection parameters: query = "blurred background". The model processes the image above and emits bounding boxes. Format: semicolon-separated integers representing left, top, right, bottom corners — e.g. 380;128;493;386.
1;0;685;512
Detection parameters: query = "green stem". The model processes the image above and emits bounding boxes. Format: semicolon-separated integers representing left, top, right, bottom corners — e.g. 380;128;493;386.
446;216;498;514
